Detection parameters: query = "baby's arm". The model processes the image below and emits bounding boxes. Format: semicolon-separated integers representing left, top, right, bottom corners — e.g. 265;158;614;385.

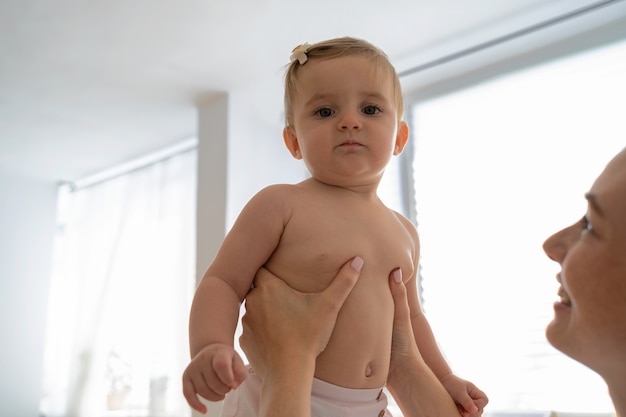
183;274;247;412
182;185;292;413
404;277;452;380
405;276;488;417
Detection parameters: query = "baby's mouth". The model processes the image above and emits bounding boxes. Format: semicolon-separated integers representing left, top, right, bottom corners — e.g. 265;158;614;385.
339;140;363;147
557;287;572;306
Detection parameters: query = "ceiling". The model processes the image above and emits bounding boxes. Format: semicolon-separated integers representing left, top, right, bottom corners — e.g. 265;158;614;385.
1;0;622;183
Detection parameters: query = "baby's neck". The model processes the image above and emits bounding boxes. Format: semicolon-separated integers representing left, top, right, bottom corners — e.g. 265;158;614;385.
305;177;381;200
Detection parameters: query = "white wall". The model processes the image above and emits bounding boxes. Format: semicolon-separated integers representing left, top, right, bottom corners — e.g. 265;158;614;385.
0;170;57;417
225;81;307;227
194;83;306;417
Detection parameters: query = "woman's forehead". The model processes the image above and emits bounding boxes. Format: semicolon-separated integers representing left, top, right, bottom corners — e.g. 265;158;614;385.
589;149;626;220
594;149;626;190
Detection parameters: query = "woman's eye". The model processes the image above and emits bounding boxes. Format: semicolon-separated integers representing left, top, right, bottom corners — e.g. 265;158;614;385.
581;215;593;233
315;108;334;118
362;105;381;115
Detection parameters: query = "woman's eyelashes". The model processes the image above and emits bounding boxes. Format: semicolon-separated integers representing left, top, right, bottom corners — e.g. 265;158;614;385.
581;215;594;234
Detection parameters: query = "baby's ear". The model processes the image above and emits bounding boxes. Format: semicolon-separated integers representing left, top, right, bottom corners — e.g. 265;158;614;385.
393;121;409;155
283;127;302;159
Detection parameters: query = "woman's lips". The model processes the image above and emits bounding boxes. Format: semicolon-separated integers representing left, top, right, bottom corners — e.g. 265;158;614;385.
557;286;572;306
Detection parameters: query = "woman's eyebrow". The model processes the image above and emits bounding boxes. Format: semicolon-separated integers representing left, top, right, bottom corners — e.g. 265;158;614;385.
585;192;605;217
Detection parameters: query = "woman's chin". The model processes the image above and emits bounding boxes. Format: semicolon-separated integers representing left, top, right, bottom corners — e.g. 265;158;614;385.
545;305;570;349
545;319;559;347
546;306;583;361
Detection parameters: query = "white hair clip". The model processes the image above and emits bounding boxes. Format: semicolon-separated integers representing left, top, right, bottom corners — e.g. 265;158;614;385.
290;43;311;65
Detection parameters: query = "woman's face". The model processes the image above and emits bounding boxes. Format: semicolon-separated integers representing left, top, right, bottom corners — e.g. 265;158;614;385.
543;148;626;378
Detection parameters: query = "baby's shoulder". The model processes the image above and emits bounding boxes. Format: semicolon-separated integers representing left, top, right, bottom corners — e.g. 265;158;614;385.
256;181;318;199
388;207;418;237
254;183;305;200
257;183;298;193
243;184;309;214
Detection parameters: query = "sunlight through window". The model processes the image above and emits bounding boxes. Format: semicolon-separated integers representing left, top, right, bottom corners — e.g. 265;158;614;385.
411;39;625;414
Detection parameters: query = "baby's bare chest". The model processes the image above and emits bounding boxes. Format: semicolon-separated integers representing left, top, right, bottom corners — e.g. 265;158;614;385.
266;199;418;292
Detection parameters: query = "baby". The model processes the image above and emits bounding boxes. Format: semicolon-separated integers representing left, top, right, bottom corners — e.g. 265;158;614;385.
183;36;487;417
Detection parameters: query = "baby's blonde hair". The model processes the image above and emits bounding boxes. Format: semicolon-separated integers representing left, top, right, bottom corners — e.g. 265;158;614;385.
284;36;404;128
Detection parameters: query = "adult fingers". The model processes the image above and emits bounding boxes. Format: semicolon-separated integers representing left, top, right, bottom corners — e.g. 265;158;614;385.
319;256;363;313
251;266;285;293
389;268;411;325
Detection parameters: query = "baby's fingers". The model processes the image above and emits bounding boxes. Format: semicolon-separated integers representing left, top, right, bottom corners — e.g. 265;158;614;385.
458;384;488;417
212;348;241;389
182;373;207;413
232;351;248;387
459;403;479;417
182;366;226;411
465;385;488;417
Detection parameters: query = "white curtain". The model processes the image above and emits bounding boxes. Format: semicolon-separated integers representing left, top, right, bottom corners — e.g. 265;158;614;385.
40;149;197;417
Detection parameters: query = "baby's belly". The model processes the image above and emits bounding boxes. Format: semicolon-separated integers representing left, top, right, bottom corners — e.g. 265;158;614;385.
312;275;395;389
263;219;415;389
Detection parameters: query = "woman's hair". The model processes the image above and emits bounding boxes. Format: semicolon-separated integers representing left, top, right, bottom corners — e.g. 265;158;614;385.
284;36;404;128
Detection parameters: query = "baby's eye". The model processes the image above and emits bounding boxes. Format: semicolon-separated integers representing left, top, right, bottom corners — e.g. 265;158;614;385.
362;105;381;115
315;107;334;118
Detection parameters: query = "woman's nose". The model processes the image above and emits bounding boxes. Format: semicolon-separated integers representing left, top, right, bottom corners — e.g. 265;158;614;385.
543;224;576;263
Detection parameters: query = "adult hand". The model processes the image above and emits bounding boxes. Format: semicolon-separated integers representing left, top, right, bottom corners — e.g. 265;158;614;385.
387;268;423;373
238;257;363;417
386;268;460;417
239;256;363;381
239;260;459;417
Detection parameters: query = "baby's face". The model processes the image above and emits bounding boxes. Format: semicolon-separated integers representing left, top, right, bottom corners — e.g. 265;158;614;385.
283;55;406;188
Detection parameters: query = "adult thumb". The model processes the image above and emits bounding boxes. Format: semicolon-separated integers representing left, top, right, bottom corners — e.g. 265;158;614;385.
389;268;410;318
321;256;363;313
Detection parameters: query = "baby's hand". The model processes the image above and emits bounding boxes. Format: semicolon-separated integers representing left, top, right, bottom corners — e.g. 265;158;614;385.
182;343;247;413
440;374;489;417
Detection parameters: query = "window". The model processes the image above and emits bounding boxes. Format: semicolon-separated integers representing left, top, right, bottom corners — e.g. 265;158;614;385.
409;39;625;413
40;145;197;417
